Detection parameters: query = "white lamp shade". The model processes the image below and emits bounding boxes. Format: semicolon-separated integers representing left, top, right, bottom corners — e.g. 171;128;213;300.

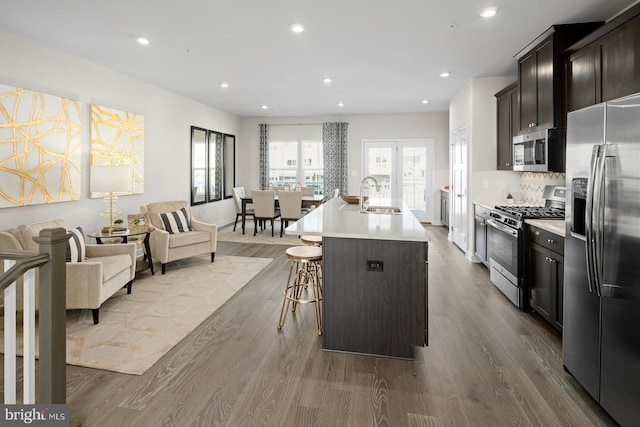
91;165;132;193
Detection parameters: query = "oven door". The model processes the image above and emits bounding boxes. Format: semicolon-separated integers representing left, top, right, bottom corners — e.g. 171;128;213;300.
487;218;518;279
486;218;522;307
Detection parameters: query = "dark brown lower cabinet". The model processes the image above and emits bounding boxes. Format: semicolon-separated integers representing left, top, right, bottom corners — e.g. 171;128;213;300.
322;237;428;359
527;225;564;332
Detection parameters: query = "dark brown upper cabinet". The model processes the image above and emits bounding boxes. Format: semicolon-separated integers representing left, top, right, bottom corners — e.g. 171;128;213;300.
495;82;518;170
566;7;640;113
566;45;599;112
515;23;603;134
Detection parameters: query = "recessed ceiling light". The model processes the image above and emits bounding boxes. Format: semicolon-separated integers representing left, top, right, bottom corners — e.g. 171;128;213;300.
261;105;268;110
440;71;451;78
220;82;229;88
291;24;305;33
323;77;332;84
338;102;344;107
136;37;150;45
422;100;429;104
480;8;497;18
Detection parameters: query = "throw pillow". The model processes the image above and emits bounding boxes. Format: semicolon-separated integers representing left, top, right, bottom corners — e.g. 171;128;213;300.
159;207;191;234
66;227;85;263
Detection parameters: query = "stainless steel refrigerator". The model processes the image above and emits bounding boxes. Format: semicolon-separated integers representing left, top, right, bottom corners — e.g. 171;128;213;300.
564;93;640;426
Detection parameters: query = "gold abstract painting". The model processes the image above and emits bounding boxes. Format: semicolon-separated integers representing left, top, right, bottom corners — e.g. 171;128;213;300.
0;84;82;208
90;104;144;198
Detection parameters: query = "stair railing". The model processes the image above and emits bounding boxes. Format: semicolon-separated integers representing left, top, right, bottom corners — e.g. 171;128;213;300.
1;227;68;404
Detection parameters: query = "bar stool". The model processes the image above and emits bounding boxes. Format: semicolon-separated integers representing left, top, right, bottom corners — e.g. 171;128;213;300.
300;235;322;246
278;245;323;335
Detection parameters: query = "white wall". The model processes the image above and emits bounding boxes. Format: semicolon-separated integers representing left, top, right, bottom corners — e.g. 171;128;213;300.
238;112;450;223
449;77;521;260
0;29;239;232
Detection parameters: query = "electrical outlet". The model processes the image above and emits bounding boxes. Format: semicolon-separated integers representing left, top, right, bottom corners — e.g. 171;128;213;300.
366;260;384;272
482;180;489;189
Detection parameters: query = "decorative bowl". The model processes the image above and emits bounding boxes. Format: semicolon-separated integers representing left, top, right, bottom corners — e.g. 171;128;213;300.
341;195;367;204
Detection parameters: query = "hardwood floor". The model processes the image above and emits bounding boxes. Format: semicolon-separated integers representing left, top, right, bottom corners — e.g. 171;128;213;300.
8;225;617;426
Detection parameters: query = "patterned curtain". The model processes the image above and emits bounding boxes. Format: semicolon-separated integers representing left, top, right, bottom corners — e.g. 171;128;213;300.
322;122;348;195
259;124;269;189
214;132;223;199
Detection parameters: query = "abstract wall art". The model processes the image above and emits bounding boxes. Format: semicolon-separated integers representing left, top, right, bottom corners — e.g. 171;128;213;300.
0;84;82;208
90;103;144;198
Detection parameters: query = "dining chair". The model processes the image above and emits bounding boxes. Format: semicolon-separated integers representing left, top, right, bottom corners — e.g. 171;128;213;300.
300;186;316;213
301;187;315;196
294;182;302;191
332;188;340;198
251;190;280;236
232;187;253;231
277;190;303;237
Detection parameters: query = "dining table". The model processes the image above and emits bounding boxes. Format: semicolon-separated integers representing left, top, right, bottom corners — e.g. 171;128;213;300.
240;194;326;234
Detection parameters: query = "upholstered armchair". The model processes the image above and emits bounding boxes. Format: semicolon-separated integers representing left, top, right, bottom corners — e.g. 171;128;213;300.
141;200;217;274
0;219;136;324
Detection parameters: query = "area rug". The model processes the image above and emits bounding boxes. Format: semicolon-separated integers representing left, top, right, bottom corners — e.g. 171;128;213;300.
1;254;272;375
217;220;304;246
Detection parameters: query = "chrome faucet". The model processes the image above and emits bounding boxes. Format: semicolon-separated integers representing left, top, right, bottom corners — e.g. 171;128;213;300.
360;176;380;212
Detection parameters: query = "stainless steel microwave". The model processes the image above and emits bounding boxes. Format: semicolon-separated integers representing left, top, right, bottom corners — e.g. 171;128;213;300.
512;128;563;172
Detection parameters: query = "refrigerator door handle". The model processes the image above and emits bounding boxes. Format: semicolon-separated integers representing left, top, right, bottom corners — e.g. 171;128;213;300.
585;144;602;295
593;143;608;297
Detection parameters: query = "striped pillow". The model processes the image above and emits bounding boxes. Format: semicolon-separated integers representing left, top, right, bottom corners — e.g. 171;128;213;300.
66;227;86;263
159;207;191;234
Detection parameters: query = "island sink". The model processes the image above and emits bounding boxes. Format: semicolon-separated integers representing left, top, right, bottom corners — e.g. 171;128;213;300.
364;206;402;215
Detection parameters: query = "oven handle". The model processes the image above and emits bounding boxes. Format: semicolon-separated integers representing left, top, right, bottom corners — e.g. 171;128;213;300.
486;218;519;237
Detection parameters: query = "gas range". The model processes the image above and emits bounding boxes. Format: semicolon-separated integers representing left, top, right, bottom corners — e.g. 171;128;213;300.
486;185;566;310
494;205;565;219
490;205;565;230
489;186;567;230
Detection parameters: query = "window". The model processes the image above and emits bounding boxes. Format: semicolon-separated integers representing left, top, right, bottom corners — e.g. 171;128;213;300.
269;140;323;194
191;126;235;205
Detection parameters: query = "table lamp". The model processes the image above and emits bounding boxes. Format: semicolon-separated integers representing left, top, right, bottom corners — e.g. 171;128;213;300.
90;165;132;233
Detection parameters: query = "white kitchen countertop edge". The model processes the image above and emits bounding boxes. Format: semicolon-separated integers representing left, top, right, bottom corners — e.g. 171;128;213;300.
285;197;430;242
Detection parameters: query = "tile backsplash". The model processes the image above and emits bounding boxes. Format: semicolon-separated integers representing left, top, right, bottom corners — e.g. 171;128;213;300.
518;172;566;205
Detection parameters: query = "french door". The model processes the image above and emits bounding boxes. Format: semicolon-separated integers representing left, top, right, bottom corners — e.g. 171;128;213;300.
362;139;434;223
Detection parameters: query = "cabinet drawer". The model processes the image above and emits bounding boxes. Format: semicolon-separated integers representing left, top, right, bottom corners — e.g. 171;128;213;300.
528;225;564;254
474;204;490;219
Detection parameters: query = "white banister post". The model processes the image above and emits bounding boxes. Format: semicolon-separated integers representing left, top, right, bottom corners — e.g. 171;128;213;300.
3;259;16;404
23;268;36;404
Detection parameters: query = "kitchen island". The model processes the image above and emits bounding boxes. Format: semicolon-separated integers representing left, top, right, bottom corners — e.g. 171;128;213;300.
286;197;430;359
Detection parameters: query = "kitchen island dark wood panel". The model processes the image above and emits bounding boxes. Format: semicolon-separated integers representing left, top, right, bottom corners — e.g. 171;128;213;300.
322;237;427;359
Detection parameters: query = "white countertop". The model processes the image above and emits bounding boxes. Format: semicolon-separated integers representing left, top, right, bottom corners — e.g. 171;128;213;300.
285;197;430;242
525;219;565;237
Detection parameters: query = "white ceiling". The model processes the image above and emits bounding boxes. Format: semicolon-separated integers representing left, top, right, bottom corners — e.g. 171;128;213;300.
0;0;636;118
